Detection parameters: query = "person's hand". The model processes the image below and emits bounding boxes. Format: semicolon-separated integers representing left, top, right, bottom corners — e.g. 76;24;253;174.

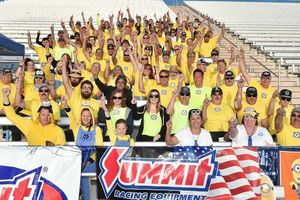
99;95;107;110
276;107;286;117
131;97;137;105
239;48;245;62
61;19;65;28
48;77;55;86
178;74;185;83
153;134;161;142
166;120;172;129
229;115;238;128
272;89;279;99
2;88;11;98
61;96;68;108
172;89;179;98
18;70;25;81
19;59;25;68
203;94;210;108
37;30;40;35
27;30;31;38
105;59;110;69
237;78;244;88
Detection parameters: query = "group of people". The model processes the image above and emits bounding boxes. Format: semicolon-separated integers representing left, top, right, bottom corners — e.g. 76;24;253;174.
0;8;299;148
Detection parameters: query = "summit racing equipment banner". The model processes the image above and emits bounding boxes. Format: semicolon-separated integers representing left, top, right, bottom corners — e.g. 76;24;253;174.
96;146;260;200
0;146;81;200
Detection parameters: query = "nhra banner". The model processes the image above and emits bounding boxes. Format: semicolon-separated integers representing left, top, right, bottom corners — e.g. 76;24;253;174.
96;146;261;200
0;146;82;200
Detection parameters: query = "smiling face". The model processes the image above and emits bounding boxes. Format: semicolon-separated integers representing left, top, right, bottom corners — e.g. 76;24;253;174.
116;123;127;137
81;109;92;127
39;108;51;126
292;158;300;184
189;114;202;130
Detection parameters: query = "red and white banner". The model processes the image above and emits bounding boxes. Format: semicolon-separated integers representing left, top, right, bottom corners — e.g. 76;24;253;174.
0;146;82;200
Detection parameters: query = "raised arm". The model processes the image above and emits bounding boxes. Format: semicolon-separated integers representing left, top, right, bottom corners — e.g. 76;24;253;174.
27;31;35;50
239;49;251;84
166;90;178;115
165;120;179;146
50;24;56;48
234;79;244;111
35;30;43;47
201;95;210;124
275;107;286;133
61;57;73;98
228;115;238;139
267;90;279;116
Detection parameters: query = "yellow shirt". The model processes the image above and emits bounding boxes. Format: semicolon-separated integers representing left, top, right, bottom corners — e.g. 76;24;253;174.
146;84;173;108
249;79;276;108
34;46;54;64
220;83;238;109
3;104;66;145
205;103;234;132
116;60;134;82
171;102;193;134
141;112;162;137
199;40;217;57
27;99;61;122
277;125;300;146
106;118;134;146
24;71;35;87
189;85;212;110
133;75;156;97
77;47;91;70
269;102;294;135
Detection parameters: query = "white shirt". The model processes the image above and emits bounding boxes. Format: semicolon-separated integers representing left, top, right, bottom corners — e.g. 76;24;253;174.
175;127;213;146
232;125;274;147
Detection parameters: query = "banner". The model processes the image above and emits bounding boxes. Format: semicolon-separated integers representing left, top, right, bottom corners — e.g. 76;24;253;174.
279;148;300;200
0;146;82;200
96;146;260;200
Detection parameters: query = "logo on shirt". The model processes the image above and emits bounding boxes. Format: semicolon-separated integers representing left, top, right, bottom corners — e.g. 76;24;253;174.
261;93;267;99
196;90;201;95
171;83;176;88
161;90;167;95
293;132;300;138
258;132;264;137
214;107;221;112
151;114;157;120
124;66;128;70
82;133;91;141
181;110;188;116
114;109;120;115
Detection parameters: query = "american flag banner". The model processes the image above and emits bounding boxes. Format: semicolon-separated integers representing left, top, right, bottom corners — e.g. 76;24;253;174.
174;146;260;200
96;146;261;199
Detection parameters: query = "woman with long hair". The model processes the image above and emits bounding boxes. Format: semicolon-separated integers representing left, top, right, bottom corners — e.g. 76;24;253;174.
98;89;136;141
136;89;170;142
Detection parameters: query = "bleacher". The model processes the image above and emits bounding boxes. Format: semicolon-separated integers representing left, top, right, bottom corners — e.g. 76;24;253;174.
183;0;300;104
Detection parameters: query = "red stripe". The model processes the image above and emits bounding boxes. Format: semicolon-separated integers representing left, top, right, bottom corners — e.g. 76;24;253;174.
248;179;261;187
222;172;248;182
242;166;260;174
209;182;229;190
206;194;233;200
217;149;235;157
219;160;242;170
230;185;254;195
236;154;258;162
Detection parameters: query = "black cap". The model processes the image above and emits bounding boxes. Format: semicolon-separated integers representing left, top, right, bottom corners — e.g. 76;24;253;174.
2;68;11;74
211;87;223;95
280;89;292;99
261;71;271;77
180;31;187;37
211;49;219;56
180;86;190;94
224;70;234;77
246;87;257;97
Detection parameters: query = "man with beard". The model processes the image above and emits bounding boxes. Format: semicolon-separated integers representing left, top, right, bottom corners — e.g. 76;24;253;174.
62;62;99;121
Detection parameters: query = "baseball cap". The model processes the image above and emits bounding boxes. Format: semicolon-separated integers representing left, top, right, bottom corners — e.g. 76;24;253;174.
292;107;300;113
2;68;11;75
211;87;223;95
35;70;45;78
180;32;187;37
180;86;190;95
224;70;234;78
246;87;257;97
197;58;207;65
211;49;219;57
280;89;292;99
261;71;271;77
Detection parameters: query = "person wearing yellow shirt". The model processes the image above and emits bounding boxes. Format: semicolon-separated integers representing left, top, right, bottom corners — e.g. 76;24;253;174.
27;31;54;64
239;48;276;108
15;82;61;123
268;89;294;136
112;47;134;84
220;70;239;109
167;87;194;135
189;59;210;86
0;68;17;115
22;58;36;88
189;69;212;110
62;61;99;121
2;88;66;146
168;65;182;90
275;107;300;146
202;87;234;141
235;86;269;128
199;24;225;58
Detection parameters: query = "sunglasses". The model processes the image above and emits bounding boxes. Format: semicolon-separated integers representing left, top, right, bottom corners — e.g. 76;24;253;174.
244;115;255;119
160;75;169;78
39;89;49;93
225;77;234;80
123;54;130;57
180;92;190;96
247;94;257;98
174;48;179;51
35;77;44;80
281;97;291;102
291;114;300;118
190;109;201;115
141;57;148;61
112;96;123;100
150;94;159;99
145;48;151;51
